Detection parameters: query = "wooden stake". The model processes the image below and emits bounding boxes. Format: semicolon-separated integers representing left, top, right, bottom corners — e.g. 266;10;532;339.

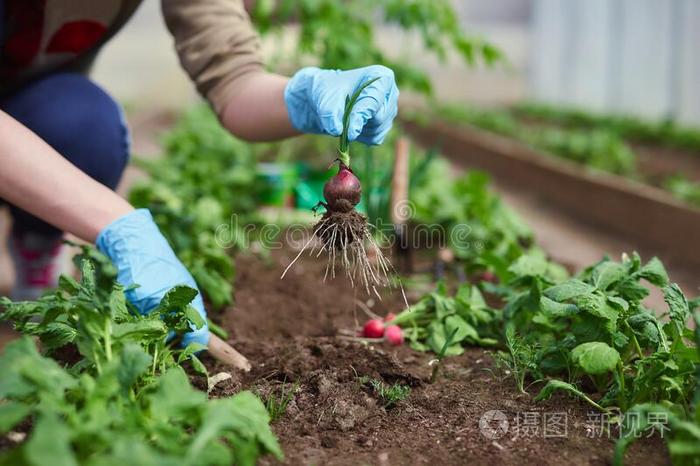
391;137;412;272
207;333;251;372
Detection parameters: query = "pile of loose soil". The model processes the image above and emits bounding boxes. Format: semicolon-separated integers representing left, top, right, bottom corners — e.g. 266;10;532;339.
202;247;670;466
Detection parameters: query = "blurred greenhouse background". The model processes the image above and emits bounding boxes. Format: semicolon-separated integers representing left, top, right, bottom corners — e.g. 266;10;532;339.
531;0;700;124
4;0;700;298
91;0;530;110
92;0;700;124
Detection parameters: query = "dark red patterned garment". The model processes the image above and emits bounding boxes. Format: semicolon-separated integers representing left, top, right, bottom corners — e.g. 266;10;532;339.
0;0;141;93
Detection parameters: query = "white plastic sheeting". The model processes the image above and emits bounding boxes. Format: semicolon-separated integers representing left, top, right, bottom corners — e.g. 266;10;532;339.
530;0;700;125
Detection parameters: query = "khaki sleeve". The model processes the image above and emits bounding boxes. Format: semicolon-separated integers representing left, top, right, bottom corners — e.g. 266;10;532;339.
161;0;264;116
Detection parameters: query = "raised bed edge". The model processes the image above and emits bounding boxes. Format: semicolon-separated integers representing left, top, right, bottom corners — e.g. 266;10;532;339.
402;117;700;269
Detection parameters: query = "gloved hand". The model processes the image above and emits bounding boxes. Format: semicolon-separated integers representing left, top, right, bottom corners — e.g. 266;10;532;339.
284;65;399;145
96;209;209;347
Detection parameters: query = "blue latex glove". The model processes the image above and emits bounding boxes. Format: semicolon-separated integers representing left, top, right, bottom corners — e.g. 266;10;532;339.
96;209;209;347
284;65;399;145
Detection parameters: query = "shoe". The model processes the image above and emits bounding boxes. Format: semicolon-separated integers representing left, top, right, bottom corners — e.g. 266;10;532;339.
8;231;64;301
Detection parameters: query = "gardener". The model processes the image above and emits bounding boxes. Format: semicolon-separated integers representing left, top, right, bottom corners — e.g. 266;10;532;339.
0;0;399;346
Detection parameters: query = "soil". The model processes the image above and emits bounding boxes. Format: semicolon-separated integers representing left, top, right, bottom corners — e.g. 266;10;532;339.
199;245;671;466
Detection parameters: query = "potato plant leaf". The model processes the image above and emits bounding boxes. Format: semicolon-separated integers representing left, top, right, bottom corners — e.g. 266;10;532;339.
508;252;549;278
444;315;479;343
0;401;31;434
109;285;130;321
0;256;281;465
591;261;627;290
112;321;168;341
539;296;579;317
155;286;199;314
636;257;669;286
663;283;690;336
571;342;620;375
184;306;206;330
25;413;78;466
544;279;595;301
116;344;153;393
573;293;619;330
535;379;606;412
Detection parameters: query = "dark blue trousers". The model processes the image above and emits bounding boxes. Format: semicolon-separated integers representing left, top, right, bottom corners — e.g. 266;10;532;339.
1;73;130;235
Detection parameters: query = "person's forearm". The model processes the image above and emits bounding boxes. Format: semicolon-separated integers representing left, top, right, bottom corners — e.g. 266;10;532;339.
0;111;133;242
220;72;299;142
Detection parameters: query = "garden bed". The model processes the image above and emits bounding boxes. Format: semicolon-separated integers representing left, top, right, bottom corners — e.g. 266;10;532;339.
2;107;693;465
634;143;700;185
197;246;669;465
402;117;700;270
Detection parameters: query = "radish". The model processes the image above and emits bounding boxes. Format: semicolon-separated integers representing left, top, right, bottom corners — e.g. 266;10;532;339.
282;77;395;292
305;77;394;291
478;271;498;284
317;78;378;215
384;325;404;346
362;319;385;338
323;163;361;213
318;79;376;215
384;312;396;323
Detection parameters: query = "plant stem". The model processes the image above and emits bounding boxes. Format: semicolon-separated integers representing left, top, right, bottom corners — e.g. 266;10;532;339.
430;328;459;384
430;361;441;384
616;360;627;412
337;77;380;167
581;393;612;414
364;145;373;222
631;333;644;360
94;349;102;375
623;321;644;359
104;320;112;362
338;151;351;168
152;345;159;376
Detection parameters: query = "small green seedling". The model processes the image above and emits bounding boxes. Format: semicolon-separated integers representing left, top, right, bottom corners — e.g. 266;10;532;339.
263;379;300;422
430;327;459;384
359;376;411;408
494;326;541;394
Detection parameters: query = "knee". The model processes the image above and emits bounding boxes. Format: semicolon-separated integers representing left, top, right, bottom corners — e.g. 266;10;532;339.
1;73;130;189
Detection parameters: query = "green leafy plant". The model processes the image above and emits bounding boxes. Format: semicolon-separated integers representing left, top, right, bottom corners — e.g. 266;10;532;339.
0;338;282;466
408;157;533;267
359;377;411;408
251;0;503;95
129;107;261;309
433;102;700;211
501;252;697;414
435;104;637;176
1;255;205;378
397;247;697;459
664;175;700;209
514;101;700;153
495;326;541;394
262;380;300;422
429;327;459;384
613;308;700;465
527;127;636;176
534;379;610;413
0;252;282;465
391;281;500;356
